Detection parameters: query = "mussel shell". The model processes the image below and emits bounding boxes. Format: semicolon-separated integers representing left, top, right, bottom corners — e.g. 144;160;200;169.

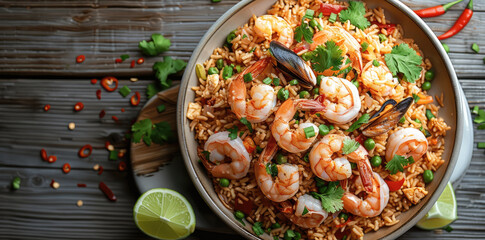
361;97;413;137
269;41;316;89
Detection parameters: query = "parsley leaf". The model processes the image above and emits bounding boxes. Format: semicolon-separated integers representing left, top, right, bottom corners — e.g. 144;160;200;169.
346;114;370;132
228;126;238;140
310;183;344;213
342;138;360;154
139;33;171;56
153;56;187;89
131;119;175;146
339;1;370;30
384;43;423;83
385;155;414;174
266;163;278;177
146;83;162;99
131;119;153;145
308;40;344;72
294;21;314;43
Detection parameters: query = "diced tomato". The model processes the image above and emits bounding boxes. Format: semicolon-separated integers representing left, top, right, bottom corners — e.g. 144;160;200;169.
371;21;396;34
385;177;405;192
234;195;254;216
320;3;346;16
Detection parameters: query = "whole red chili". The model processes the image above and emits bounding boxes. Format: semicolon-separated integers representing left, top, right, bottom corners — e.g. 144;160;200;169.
100;76;118;92
77;183;87;187
78;144;93;158
115;58;123;63
96;89;102;100
98;166;104;175
90;78;98;84
43;104;51;111
320;3;346;16
130;91;141;106
99;109;106;118
62;163;71;174
74;102;84;112
99;181;117;201
414;0;463;18
76;55;85;63
47;155;57;163
136;58;144;64
40;149;48;161
438;0;473;40
130;60;135;68
118;161;126;171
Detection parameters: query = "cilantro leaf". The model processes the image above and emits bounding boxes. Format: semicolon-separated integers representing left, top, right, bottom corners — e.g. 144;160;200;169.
228;126;238;140
131;119;153;145
346;113;370;132
151;122;176;144
384;43;423;83
139;33;171;56
339;1;370;30
266;163;278;177
153;56;187;89
385;155;414;174
146;83;162;99
131;119;175;146
302;206;309;216
342;138;360;154
412;93;420;103
294;21;314;43
239;117;253;133
308;40;344;72
310;183;344;213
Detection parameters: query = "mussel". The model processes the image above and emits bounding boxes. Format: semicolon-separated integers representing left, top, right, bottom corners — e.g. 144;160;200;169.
269;41;316;89
361;97;413;137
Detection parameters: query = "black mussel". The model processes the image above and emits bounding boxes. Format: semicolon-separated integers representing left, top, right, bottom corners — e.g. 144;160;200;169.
361;97;413;137
269;41;316;88
368;99;397;120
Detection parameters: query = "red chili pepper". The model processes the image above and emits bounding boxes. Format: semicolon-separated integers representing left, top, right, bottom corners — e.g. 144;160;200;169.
234;195;254;215
76;55;85;63
96;89;102;100
62;163;71;174
40;149;48;161
120;108;125;112
100;76;118;92
47;155;57;163
414;0;464;18
99;109;106;118
320;3;346;16
43;104;51;111
77;183;87;187
74;102;84;112
112;116;119;123
371;21;397;34
99;181;117;202
130;60;135;68
50;179;56;188
117;151;125;158
385;177;405;192
438;0;473;40
98;166;104;175
355;134;365;145
136;58;144;64
78;144;93;158
130;91;141;106
118;161;126;171
115;58;123;63
90;78;98;84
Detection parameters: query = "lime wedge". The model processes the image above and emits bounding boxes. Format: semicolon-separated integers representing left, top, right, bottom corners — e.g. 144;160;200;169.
416;182;457;230
134;188;196;239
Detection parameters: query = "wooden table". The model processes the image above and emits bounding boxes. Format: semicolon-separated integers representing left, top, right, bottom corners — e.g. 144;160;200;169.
0;0;484;239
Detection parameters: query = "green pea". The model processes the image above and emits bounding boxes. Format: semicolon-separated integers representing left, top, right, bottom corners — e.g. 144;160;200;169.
339;212;349;221
219;178;230;187
313;88;319;95
284;229;296;240
262;77;272;85
370;156;382;167
234;210;245;220
275;153;288;164
364;138;375;151
243;73;253;82
422;81;431;91
423;170;434;183
216;59;224;70
378;34;387;43
289;79;299;86
425;70;435;81
208;67;219;75
226;31;236;45
273;78;280;86
299;90;310;99
277;88;289;101
316;75;323;86
442;43;450;53
308;26;314;35
318;125;330;136
222;65;233;79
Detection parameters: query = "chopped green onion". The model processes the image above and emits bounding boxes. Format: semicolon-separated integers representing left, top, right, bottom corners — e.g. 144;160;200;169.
289;79;299;85
235;65;241;73
119;86;131;97
243;73;253;82
329;13;338;23
256;146;263;153
262;77;272;85
275;153;288;164
234;210;245;220
11;177;20;190
242;34;248;39
473;106;479;115
208;67;218;75
120;54;130;61
109;150;118;161
249;47;256;53
378;34;387;43
426;109;435;120
304;152;309;162
294;120;299;125
313;88;319;95
442;43;450;53
277;88;289;101
316;75;323;86
304;9;315;20
350;162;357;169
478;123;485;130
284;229;296;240
222;65;233;79
318;124;330;136
273;78;280;86
372;59;380;67
339;212;349;221
351;79;359;88
472;43;480;53
361;42;369;52
302;207;309;216
226;30;236;45
271;222;281;229
478;142;485;149
309;19;318;28
299;90;310;99
329;125;334;130
211;0;221;2
301;51;313;61
304;126;316;139
157;104;166;113
412;93;420;103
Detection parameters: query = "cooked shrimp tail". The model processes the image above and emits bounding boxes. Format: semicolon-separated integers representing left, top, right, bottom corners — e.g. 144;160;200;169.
287;194;328;228
342;172;389;217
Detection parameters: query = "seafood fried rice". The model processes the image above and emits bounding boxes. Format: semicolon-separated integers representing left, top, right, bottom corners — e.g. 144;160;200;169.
186;0;450;239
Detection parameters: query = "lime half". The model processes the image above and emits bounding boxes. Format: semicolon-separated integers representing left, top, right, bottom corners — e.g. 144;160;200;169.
134;188;196;239
416;182;457;230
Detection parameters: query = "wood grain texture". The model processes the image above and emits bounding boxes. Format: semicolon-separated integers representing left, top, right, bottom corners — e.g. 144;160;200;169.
0;0;484;239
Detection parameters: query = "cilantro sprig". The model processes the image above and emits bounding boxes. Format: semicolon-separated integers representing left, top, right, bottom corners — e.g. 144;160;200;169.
307;40;344;72
311;181;344;213
295;21;314;43
385;155;414;174
153;56;187;89
342;138;360;154
139;33;171;56
384;43;423;83
346;114;370;132
131;119;175;146
339;1;370;30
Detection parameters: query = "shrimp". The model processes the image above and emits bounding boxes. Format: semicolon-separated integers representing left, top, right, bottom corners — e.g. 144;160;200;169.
254;15;294;48
360;60;399;97
200;131;251;180
271;98;324;153
228;58;277;123
254;136;299;202
386;128;428;162
319;76;361;124
310;25;363;73
287;194;328;228
342;172;390;217
309;134;374;192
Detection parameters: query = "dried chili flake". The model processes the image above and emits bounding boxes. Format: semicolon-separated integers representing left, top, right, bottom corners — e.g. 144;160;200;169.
76;55;85;63
43;104;51;111
62;163;71;174
99;109;106;118
121;108;125;112
91;78;98;84
78;144;93;158
118;161;127;171
77;183;87;187
130;60;135;68
40;149;48;161
47;155;57;163
97;165;104;175
74;102;84;112
137;58;144;64
112;116;119;123
115;58;123;63
96;89;102;100
99;181;116;201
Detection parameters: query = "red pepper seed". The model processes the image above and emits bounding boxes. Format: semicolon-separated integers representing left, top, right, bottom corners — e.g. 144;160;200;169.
76;55;85;63
99;109;106;118
77;183;87;187
44;104;51;111
98;166;104;175
74;102;84;112
136;58;144;64
115;58;123;63
78;144;93;158
62;163;71;174
130;60;135;68
91;78;98;84
96;89;102;100
118;161;126;171
40;149;48;161
47;155;57;163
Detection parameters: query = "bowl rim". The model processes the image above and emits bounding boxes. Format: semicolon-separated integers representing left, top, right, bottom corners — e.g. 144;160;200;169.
176;0;464;239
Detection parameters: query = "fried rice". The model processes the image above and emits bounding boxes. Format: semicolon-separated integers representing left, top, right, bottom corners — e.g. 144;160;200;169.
186;1;450;239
